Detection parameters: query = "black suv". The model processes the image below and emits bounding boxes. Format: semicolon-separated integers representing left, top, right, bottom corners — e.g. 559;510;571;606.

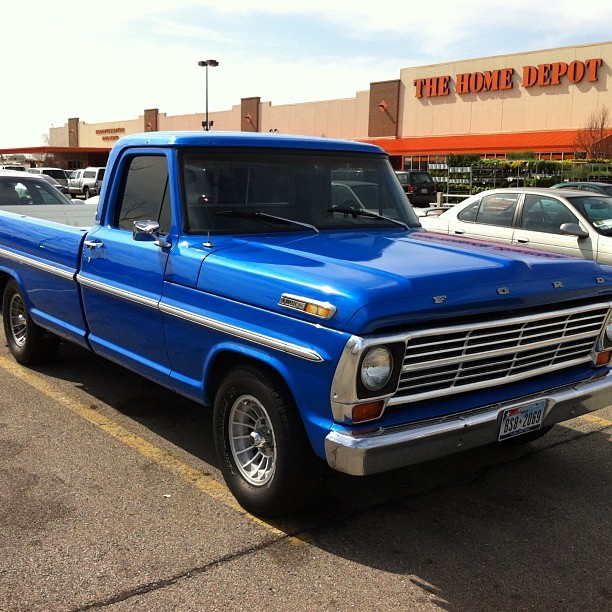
395;170;437;206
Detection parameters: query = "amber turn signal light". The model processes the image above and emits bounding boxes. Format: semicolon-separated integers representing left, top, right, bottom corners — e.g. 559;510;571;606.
352;401;385;423
595;351;612;366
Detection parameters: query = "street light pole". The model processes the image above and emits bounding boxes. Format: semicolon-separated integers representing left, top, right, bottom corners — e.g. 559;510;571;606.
198;59;219;131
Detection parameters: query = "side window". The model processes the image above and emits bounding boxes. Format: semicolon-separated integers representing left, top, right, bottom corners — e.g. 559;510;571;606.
457;199;480;222
458;193;518;227
115;156;171;233
477;193;518;226
520;196;578;234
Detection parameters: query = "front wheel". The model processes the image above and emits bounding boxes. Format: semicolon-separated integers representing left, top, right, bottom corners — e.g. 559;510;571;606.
2;280;60;365
213;365;324;516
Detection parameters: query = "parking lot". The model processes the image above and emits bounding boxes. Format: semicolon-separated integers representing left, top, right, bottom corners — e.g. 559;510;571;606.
0;338;610;611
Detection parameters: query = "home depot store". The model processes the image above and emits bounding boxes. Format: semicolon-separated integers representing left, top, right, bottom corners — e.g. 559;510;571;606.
44;41;611;169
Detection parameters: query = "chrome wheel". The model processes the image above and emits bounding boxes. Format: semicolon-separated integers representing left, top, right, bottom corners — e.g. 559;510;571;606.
8;293;28;347
229;394;276;486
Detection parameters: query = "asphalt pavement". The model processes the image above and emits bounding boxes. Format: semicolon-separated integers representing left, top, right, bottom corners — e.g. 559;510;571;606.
0;339;610;611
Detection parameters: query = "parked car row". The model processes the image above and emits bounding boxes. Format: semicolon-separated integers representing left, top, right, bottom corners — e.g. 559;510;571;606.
16;166;107;198
419;185;612;264
551;181;612;196
0;170;98;226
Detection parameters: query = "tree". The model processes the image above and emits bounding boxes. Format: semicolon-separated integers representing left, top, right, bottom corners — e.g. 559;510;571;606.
574;106;612;159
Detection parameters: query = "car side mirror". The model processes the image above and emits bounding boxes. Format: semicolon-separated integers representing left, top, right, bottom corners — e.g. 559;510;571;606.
133;220;171;248
560;222;589;239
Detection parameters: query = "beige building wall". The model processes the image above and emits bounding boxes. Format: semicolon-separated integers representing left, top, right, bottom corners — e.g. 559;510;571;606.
260;94;369;139
158;107;240;132
400;41;611;138
80;118;143;147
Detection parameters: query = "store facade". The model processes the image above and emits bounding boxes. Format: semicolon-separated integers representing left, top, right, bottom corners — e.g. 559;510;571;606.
41;41;611;170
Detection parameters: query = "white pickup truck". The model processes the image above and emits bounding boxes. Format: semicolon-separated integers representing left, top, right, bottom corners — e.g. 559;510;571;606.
68;167;105;199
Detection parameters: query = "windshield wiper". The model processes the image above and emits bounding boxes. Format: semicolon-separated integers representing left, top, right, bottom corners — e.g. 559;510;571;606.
215;210;319;234
328;206;409;229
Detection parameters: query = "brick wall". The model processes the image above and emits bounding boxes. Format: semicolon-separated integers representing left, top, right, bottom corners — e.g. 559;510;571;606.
368;80;400;138
241;97;260;132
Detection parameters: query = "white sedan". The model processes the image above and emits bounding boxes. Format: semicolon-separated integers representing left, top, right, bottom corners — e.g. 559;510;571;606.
419;187;612;264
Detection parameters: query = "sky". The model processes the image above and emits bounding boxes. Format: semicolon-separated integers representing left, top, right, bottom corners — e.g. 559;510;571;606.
1;0;611;149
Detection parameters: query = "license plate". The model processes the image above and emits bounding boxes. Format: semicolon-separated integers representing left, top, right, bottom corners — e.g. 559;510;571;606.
498;400;545;441
421;188;429;194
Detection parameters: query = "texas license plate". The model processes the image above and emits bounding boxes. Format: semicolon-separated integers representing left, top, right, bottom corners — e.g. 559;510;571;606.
498;400;546;441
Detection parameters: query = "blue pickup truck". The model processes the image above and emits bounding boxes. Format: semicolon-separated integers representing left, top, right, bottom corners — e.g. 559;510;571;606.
1;132;611;516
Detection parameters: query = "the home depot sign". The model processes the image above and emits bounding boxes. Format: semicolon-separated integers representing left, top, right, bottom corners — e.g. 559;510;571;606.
413;58;603;98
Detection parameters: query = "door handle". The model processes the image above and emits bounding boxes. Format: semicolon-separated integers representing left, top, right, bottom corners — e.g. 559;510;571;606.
516;238;529;244
84;240;104;249
453;229;465;235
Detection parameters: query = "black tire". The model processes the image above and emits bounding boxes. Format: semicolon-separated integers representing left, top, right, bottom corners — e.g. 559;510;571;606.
83;187;90;199
213;364;324;517
2;280;60;365
499;425;553;445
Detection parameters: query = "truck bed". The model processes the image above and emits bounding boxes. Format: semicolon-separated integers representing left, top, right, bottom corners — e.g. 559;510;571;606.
0;210;91;348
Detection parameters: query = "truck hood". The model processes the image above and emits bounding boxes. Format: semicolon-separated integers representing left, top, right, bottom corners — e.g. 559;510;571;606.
196;229;612;334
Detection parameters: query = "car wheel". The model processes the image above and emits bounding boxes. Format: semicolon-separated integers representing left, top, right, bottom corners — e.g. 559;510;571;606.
2;280;60;365
213;364;324;516
83;187;90;199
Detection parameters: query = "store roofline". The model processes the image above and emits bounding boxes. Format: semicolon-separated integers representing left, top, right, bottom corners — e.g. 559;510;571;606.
363;130;585;156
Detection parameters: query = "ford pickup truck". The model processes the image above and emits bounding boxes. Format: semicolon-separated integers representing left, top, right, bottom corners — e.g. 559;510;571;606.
1;132;611;516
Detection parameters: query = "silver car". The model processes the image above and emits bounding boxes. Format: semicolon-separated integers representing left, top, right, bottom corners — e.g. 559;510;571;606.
420;187;612;264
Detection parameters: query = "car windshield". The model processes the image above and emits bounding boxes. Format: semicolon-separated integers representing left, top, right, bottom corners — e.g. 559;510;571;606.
0;177;73;206
180;151;420;233
566;195;612;235
43;169;67;181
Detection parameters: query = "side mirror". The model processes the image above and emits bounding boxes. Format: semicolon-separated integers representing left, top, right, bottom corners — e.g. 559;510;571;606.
560;222;589;239
133;220;171;248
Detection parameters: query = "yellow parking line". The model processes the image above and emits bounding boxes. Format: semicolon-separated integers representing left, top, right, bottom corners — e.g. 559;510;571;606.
579;413;612;427
0;355;297;540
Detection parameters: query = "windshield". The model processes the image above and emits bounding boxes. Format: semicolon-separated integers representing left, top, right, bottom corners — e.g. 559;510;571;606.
566;195;612;236
180;151;419;233
0;177;73;206
43;169;67;181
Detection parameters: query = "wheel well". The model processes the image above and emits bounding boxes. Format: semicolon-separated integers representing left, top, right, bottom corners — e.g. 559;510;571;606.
0;272;12;299
206;351;291;407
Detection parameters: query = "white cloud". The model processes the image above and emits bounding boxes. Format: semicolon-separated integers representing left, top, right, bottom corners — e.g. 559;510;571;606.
1;1;610;148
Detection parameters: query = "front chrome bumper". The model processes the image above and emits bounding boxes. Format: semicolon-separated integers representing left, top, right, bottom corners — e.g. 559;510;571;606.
324;373;612;476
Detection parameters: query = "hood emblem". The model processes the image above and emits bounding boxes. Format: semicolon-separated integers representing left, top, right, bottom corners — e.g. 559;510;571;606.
552;281;564;289
433;295;447;304
497;287;510;295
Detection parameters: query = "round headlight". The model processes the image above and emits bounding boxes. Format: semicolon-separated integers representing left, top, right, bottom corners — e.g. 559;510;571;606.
361;346;393;391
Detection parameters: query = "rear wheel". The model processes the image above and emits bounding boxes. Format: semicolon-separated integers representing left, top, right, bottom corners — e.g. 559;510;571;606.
213;364;324;516
2;280;60;365
83;186;90;199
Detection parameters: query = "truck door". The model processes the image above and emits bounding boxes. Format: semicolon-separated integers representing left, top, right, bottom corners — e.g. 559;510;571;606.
78;154;173;385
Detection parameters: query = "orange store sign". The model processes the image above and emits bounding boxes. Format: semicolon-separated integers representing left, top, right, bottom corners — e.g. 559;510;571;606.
413;58;603;98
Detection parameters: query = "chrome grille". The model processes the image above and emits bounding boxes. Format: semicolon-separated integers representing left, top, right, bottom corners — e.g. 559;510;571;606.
392;303;610;404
